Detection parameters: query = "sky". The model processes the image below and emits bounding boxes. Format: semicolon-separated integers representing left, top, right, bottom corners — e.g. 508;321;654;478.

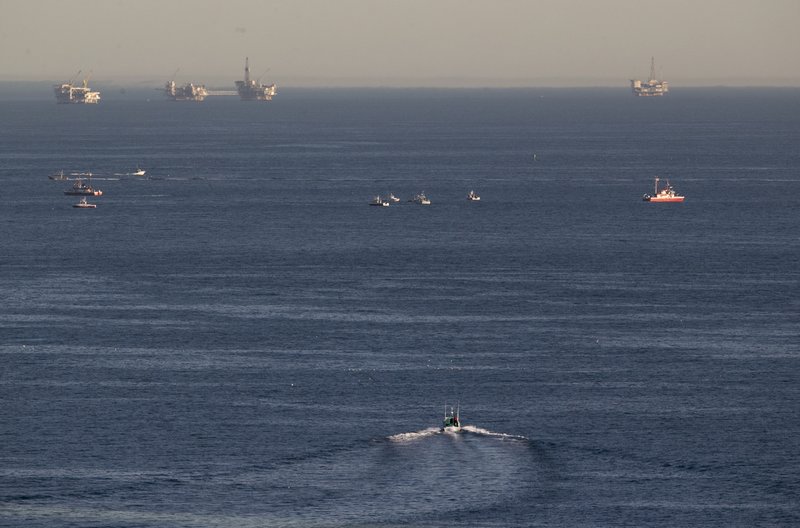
1;0;799;87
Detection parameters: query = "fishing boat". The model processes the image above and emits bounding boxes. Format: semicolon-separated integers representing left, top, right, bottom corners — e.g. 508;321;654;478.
386;193;401;203
72;197;96;209
643;177;684;202
369;195;389;207
64;179;102;196
441;403;461;433
49;170;68;181
467;190;481;201
410;192;431;205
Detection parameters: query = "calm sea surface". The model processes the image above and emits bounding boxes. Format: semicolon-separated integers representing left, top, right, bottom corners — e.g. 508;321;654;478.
1;88;799;527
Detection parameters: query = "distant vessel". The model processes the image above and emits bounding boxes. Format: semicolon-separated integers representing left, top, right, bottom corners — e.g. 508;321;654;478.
370;195;389;207
643;177;684;202
164;80;208;102
410;192;431;205
64;178;102;197
441;403;461;433
235;58;277;101
386;193;401;203
130;168;146;177
49;170;68;181
72;197;97;209
630;57;669;97
467;190;481;201
54;71;101;104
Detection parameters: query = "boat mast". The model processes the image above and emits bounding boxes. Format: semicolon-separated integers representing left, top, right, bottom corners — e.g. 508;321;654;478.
654;177;660;195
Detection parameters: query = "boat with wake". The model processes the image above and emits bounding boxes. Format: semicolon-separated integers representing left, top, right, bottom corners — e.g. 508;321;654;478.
441;403;461;433
643;177;684;202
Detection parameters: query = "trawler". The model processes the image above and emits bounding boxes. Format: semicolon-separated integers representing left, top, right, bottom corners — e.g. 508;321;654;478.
410;192;431;205
369;195;389;206
643;177;684;202
54;71;100;104
235;58;277;101
630;57;669;97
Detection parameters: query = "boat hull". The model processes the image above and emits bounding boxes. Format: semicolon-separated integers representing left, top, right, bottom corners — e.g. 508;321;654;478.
645;196;684;202
441;426;462;433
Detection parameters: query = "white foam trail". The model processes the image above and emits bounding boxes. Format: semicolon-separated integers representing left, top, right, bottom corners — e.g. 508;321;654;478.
387;427;440;442
461;425;528;440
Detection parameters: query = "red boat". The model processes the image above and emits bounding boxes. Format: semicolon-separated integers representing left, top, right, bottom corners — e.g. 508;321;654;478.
643;177;684;202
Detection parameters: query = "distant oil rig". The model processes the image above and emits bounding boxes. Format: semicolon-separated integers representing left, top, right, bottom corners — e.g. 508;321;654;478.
630;57;669;97
54;70;101;104
162;58;277;102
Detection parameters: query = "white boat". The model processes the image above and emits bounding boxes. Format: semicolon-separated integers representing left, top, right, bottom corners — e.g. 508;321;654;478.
369;195;389;207
72;197;96;209
410;192;431;205
130;168;146;177
467;190;481;201
441;403;461;433
386;193;401;203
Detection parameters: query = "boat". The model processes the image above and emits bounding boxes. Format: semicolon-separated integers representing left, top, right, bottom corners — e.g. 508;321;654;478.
387;193;401;203
410;192;431;205
630;57;669;97
54;71;101;104
642;177;684;202
130;168;146;177
235;57;277;101
441;403;461;433
72;197;96;209
49;170;68;180
369;196;389;207
64;178;102;197
467;190;481;201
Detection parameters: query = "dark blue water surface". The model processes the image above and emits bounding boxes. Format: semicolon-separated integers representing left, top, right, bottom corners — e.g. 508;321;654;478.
1;88;799;527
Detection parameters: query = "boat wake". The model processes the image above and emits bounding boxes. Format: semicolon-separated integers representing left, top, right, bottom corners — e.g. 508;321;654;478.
388;424;527;443
387;427;440;442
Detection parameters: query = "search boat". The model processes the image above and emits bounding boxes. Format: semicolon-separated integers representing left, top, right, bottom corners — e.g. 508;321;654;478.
441;403;461;433
643;177;684;202
72;197;96;209
64;178;102;196
369;195;389;207
387;193;401;203
467;190;481;201
410;192;431;205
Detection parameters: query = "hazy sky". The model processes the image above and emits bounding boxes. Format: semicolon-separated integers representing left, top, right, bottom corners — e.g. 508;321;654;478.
1;0;798;86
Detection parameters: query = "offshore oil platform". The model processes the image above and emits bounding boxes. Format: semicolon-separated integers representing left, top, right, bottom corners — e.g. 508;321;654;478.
630;57;669;97
235;57;277;101
54;71;101;104
164;80;208;102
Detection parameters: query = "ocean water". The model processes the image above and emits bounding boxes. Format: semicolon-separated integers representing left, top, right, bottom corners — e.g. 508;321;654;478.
1;88;799;527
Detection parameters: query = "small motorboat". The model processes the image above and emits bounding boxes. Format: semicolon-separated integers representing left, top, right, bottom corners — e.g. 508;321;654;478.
386;193;401;203
130;168;146;177
441;403;461;433
369;195;389;207
467;190;481;201
72;197;96;209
